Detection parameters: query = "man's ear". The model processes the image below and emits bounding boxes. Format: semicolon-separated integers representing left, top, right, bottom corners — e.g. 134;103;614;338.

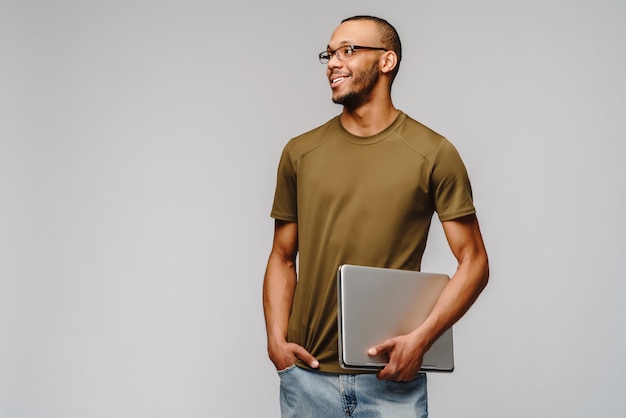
380;51;398;75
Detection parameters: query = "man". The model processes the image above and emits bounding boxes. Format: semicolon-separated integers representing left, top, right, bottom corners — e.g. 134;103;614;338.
263;15;489;417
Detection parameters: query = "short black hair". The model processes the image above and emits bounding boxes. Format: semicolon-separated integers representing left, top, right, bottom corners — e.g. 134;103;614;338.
341;15;402;81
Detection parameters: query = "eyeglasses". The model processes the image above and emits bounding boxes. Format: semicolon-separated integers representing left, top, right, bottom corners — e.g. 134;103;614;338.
319;45;388;64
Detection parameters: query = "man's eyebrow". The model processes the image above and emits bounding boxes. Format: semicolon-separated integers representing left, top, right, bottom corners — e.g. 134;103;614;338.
326;41;352;50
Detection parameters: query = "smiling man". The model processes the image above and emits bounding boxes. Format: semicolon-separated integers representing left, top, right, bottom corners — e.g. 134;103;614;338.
263;15;489;417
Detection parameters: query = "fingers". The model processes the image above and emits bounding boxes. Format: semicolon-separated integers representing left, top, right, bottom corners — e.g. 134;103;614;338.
271;342;319;370
369;338;421;381
368;339;394;357
377;358;420;382
293;344;319;368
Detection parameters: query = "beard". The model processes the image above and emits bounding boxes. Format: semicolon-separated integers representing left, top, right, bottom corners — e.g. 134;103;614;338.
332;62;380;108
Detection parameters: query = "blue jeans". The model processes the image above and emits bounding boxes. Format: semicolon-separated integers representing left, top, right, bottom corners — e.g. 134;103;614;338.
278;365;428;417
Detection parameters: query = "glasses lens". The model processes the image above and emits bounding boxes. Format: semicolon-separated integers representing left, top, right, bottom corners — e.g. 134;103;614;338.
319;52;330;63
337;46;352;60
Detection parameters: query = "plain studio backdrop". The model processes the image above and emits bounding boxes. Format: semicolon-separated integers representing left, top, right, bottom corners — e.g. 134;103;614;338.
1;1;625;417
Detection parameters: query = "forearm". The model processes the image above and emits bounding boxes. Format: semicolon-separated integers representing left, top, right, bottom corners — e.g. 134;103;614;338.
263;252;297;345
416;251;489;347
414;215;489;348
371;248;488;381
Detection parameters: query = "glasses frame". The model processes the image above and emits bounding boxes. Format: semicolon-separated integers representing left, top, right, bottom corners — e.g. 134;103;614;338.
319;45;389;64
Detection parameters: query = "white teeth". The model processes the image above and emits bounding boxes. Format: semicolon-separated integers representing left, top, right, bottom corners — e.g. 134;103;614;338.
332;77;345;83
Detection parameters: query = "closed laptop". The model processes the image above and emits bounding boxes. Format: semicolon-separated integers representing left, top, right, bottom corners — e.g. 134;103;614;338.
337;264;454;372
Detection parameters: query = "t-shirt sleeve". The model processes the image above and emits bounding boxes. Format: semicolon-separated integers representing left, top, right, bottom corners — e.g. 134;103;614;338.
270;144;298;222
431;139;476;222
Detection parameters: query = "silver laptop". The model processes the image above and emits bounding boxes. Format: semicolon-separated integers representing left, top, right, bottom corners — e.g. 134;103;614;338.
337;264;454;372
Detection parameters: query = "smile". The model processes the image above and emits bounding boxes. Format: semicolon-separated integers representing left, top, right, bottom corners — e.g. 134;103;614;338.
331;76;349;86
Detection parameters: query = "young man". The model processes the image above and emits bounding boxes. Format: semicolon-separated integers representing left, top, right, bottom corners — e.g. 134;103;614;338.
263;15;489;417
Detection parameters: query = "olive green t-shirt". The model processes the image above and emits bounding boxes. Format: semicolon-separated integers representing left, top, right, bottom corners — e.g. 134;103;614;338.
271;111;475;373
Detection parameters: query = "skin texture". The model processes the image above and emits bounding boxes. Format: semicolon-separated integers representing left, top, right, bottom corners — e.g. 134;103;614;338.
330;56;380;108
263;220;319;371
263;18;489;381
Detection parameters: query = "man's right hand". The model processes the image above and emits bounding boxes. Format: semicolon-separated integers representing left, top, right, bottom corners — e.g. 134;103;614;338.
269;340;319;371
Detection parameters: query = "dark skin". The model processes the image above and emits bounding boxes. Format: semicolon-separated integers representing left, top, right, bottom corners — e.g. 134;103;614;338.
368;214;488;381
263;220;319;371
263;19;489;381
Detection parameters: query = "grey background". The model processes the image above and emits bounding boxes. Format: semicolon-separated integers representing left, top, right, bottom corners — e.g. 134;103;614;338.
2;0;625;417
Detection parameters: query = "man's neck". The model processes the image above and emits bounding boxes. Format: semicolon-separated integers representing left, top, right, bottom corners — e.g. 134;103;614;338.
340;99;399;137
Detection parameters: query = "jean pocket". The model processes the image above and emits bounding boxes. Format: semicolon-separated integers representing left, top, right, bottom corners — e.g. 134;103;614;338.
276;363;297;376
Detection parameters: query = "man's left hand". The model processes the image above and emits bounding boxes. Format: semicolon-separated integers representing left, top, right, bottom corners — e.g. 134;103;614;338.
368;333;426;381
